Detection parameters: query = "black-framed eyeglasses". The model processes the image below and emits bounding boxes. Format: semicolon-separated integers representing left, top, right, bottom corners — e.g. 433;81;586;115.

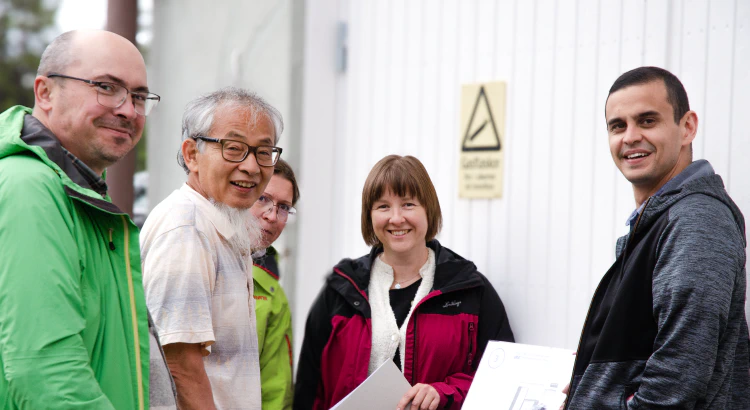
46;73;161;116
255;194;296;222
193;136;282;167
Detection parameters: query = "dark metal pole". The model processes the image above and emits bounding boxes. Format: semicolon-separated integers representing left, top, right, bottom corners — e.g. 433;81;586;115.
106;0;138;215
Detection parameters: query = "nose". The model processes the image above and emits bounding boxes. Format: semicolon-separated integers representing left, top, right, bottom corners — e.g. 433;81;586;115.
622;122;642;145
388;208;405;224
112;94;139;120
264;206;278;222
238;151;262;175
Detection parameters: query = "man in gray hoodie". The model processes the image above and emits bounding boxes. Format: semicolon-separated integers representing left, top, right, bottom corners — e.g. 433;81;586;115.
564;66;750;409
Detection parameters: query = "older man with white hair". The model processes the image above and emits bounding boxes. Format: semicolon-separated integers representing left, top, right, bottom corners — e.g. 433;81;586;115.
141;87;284;410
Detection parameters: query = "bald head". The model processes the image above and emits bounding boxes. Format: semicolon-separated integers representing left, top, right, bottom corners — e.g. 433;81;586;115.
37;30;145;78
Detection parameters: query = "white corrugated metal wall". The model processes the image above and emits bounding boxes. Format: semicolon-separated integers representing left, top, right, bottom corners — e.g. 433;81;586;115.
294;0;750;354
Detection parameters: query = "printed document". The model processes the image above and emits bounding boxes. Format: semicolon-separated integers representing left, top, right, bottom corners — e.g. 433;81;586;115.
463;341;575;410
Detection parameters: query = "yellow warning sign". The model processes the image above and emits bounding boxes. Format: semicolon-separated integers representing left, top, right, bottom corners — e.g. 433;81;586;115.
459;82;506;198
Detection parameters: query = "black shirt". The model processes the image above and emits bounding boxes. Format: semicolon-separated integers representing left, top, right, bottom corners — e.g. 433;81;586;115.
389;279;422;370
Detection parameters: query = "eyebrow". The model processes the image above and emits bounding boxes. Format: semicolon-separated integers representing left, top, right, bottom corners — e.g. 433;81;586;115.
636;110;661;120
224;131;275;146
262;192;292;206
95;74;150;93
606;117;624;128
606;110;662;128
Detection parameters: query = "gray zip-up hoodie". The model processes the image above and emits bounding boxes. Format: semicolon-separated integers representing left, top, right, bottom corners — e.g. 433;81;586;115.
567;160;750;409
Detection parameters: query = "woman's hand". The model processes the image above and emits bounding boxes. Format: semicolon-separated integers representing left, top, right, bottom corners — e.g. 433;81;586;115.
397;383;440;410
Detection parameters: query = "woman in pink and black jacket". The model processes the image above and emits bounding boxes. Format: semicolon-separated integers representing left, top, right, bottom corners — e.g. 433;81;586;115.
294;155;514;410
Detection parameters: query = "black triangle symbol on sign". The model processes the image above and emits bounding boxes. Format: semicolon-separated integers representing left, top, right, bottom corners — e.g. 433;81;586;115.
462;86;502;152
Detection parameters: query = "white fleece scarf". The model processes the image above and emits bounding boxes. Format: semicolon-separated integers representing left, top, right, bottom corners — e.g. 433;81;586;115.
367;248;436;375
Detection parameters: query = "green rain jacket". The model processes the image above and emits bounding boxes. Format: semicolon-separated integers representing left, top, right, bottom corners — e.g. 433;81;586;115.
253;247;294;410
0;106;149;409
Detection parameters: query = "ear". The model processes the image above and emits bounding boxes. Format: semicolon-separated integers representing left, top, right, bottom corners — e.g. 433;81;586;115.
34;76;54;111
182;139;200;173
680;110;698;147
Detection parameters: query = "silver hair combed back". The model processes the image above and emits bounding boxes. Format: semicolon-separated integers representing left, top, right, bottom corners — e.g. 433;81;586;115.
37;31;78;76
177;87;285;174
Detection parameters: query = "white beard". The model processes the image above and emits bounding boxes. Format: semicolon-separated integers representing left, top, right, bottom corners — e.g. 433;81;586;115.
209;198;263;256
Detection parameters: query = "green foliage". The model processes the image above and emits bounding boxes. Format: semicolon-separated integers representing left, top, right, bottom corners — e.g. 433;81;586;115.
0;0;58;111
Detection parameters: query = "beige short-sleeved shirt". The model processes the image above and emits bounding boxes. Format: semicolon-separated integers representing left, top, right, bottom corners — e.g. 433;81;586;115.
141;184;261;410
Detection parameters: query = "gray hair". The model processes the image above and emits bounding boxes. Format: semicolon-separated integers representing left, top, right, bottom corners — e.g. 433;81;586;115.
37;31;78;76
177;87;284;174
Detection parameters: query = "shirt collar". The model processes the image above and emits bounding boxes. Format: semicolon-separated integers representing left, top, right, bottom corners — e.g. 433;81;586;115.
180;183;238;239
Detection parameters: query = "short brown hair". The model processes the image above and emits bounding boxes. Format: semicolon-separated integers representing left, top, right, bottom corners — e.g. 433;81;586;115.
273;158;300;205
361;155;442;247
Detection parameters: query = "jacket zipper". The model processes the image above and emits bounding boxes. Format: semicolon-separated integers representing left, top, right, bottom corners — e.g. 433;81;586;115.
467;322;475;370
121;216;144;410
562;198;651;409
407;283;480;385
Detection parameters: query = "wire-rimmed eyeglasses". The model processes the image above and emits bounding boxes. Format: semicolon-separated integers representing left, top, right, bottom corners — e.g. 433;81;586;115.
255;194;296;222
46;73;160;116
193;136;282;167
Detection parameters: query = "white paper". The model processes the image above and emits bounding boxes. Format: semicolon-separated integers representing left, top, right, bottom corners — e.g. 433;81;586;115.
329;360;412;410
463;341;576;410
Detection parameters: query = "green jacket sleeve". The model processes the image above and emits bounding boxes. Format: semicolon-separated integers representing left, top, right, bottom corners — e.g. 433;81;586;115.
260;284;294;410
0;157;115;409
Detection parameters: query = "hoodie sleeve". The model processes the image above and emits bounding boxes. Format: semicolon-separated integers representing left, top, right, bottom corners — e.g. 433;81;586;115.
0;157;115;409
628;194;746;409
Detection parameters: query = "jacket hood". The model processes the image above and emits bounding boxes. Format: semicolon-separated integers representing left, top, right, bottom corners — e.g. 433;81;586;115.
634;160;746;246
331;239;483;299
0;106;42;161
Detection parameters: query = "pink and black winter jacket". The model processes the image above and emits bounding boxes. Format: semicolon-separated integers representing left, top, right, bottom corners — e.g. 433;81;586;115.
294;240;514;410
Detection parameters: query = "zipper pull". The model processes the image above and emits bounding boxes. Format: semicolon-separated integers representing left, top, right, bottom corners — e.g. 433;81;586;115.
108;228;115;251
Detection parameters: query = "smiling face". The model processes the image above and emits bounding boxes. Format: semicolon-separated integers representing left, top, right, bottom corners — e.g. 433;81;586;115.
184;105;275;209
250;174;294;247
605;80;697;204
35;31;148;175
371;190;429;261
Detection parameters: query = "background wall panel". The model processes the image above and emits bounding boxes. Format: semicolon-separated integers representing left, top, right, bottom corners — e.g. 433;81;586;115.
292;0;750;354
546;0;577;350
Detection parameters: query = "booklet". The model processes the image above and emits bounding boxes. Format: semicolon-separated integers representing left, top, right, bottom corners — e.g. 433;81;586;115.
463;341;575;410
329;360;412;410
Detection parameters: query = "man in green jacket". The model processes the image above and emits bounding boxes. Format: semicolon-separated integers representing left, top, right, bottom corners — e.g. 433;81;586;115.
0;30;168;409
250;159;299;410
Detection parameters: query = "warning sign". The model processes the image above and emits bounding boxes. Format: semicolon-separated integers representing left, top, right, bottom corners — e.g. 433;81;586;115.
459;82;506;198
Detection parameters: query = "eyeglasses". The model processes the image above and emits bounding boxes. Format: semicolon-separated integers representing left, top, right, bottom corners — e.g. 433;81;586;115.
255;194;296;222
193;136;282;167
46;73;161;116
